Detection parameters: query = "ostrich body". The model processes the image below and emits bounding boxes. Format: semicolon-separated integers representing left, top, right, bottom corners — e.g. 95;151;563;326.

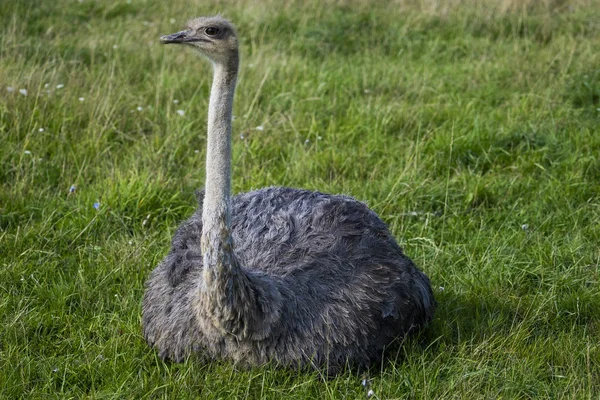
142;16;435;371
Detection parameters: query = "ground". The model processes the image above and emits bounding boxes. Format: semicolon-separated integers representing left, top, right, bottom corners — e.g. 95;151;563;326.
1;0;599;398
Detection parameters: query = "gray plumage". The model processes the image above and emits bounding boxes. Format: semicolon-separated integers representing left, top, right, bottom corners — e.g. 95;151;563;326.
142;16;435;373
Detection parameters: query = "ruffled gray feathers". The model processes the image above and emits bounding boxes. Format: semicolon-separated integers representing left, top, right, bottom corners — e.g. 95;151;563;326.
142;187;435;371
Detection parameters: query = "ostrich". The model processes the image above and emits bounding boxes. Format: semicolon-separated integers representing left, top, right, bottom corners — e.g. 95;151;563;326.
142;16;435;372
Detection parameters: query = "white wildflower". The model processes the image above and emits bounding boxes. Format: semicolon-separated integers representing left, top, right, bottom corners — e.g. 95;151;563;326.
176;109;185;116
367;389;375;398
255;125;264;131
194;150;200;153
24;150;32;155
19;88;27;96
173;99;179;104
39;128;44;132
113;45;118;49
7;86;15;93
305;139;310;144
137;106;143;111
44;83;50;88
170;18;176;24
78;97;85;102
56;84;64;89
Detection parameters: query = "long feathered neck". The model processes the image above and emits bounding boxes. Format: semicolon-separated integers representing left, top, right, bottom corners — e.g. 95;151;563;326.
197;49;282;340
201;54;239;284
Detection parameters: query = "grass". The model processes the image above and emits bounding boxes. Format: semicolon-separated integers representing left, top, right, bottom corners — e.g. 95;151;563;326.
1;0;599;397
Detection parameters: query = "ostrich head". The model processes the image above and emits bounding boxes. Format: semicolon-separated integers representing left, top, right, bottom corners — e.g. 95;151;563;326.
160;16;238;65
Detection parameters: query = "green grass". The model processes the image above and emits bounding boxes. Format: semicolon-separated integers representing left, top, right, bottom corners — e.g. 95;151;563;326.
1;0;599;398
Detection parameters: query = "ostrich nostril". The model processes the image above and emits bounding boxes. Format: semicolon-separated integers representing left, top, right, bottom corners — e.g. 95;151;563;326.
160;31;187;44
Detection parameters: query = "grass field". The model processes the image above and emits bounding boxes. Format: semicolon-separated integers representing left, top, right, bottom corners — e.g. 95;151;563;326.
1;0;599;398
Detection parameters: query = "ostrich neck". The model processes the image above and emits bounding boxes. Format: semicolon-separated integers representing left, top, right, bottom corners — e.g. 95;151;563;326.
197;52;282;339
201;56;239;284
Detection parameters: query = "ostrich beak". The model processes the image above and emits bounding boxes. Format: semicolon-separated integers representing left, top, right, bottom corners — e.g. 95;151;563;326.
160;30;189;44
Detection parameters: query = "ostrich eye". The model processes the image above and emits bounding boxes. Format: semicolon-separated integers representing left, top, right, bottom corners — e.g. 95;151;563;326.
205;26;220;36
